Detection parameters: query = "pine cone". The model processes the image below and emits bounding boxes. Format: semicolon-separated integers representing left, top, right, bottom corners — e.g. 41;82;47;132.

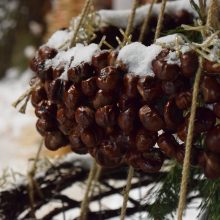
30;39;220;178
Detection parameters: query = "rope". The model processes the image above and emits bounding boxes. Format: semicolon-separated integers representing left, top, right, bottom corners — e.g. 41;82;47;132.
122;0;138;46
154;0;167;42
120;166;134;220
78;159;98;220
206;0;219;30
119;2;138;218
139;0;157;43
177;1;219;218
90;165;102;197
70;0;91;47
177;57;203;220
123;1;168;219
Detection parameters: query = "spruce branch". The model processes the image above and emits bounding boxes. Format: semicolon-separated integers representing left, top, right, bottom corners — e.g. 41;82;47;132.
199;179;220;220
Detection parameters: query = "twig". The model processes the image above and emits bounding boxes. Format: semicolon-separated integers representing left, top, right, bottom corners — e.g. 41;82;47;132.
99;36;114;50
70;0;92;47
12;79;40;114
181;24;209;32
161;32;220;64
27;140;44;218
19;95;30;114
98;35;106;47
12;87;32;108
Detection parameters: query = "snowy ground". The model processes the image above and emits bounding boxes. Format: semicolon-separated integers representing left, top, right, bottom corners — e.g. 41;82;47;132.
0;69;41;173
0;69;74;175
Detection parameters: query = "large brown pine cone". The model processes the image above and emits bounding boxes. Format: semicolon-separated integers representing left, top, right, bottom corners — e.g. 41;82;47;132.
29;42;220;179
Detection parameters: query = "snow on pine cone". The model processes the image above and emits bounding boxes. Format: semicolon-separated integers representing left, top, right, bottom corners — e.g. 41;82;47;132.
30;36;220;179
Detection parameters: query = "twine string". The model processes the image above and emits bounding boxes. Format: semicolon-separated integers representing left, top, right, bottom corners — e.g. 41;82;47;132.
139;0;157;43
79;160;98;220
122;0;138;46
119;1;138;219
120;166;134;220
177;57;203;220
177;1;218;219
90;165;102;198
79;1;138;219
154;0;167;42
121;1;170;219
73;1;218;220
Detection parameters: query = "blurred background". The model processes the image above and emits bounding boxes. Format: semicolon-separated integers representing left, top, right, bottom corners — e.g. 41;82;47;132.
0;0;151;174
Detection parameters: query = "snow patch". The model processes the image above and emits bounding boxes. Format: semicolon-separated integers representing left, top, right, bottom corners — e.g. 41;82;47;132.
0;69;41;175
69;44;100;68
46;43;100;80
208;39;220;62
46;29;74;49
117;42;162;76
180;44;191;54
165;51;181;66
156;34;184;45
